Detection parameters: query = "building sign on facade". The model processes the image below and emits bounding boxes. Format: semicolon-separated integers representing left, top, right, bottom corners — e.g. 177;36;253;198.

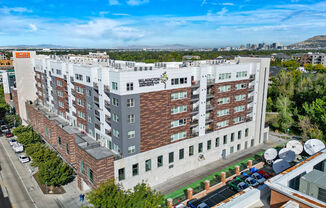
138;72;169;88
15;52;30;58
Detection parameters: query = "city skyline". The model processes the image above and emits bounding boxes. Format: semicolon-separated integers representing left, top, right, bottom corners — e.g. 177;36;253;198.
1;0;326;48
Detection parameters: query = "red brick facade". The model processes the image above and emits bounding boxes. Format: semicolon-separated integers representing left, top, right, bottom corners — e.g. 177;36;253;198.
35;71;43;102
55;77;69;118
11;88;19;115
74;82;88;131
270;190;321;208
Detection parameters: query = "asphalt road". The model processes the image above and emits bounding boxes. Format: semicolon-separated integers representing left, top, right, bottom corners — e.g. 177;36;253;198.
0;135;35;208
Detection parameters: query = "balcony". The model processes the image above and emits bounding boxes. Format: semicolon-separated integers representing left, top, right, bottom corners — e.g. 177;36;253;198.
93;82;98;89
191;81;200;88
205;125;213;134
190;132;199;138
206;104;214;111
191;94;199;101
104;85;110;96
94;96;99;103
95;123;101;130
190;119;199;127
104;100;110;111
246;117;253;122
71;89;75;97
207;79;215;86
248;86;254;93
249;74;255;81
105;129;112;136
248;96;254;103
105;115;111;124
205;117;214;123
190;106;199;115
70;76;74;83
247;107;253;114
206;92;214;99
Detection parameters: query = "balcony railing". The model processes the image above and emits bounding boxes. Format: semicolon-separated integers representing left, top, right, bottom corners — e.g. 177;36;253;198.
206;92;214;99
191;94;199;100
248;86;254;93
247;107;253;114
248;96;254;103
105;129;112;136
190;119;199;127
249;74;255;81
104;85;110;95
190;132;199;138
206;104;214;111
94;96;99;103
207;79;215;85
105;115;111;124
104;100;110;110
246;117;253;122
93;82;99;89
191;81;200;88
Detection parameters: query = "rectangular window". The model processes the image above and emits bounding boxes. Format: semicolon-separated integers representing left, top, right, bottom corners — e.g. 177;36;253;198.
171;105;187;114
59;101;64;108
169;152;174;163
235;94;246;101
128;114;135;123
170;131;186;142
126;82;134;91
128;146;136;154
77;98;85;107
234;116;244;124
145;159;151;172
87;116;92;123
56;69;62;75
118;168;125;181
57;80;62;87
128;130;135;139
132;164;138;176
217;109;229;117
86;89;91;96
235;83;247;90
230;146;234;153
179;149;184;160
112;98;119;106
58;137;62;148
86;76;91;83
157;155;163;167
251;139;254;147
171;119;186;128
112;82;118;90
215;137;220;147
113;113;119;122
113;129;119;138
245;128;249;137
238;130;242;139
198;143;203;153
236;71;247;78
88;168;94;183
237;144;241;151
207;140;211;150
75;74;83;81
218;85;231;92
219;73;231;80
217;97;230;105
189;145;194;156
66;144;69;155
223;135;227;144
80;161;85;175
234;105;245;113
171;77;187;85
171;91;187;100
231;133;235;142
77;111;86;119
87;103;92;110
127;98;134;108
217;120;229;129
76;86;84;94
58;90;63;97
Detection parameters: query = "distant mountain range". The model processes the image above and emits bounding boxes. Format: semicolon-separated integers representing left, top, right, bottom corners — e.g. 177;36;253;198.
0;44;75;49
290;35;326;48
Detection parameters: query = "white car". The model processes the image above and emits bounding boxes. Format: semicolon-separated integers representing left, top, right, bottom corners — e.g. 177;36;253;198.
251;172;266;184
1;125;9;133
9;139;17;146
12;144;24;153
18;154;30;163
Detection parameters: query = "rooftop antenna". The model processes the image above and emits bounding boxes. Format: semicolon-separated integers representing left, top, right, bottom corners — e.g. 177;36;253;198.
286;140;303;155
304;139;325;155
278;148;296;162
273;159;291;174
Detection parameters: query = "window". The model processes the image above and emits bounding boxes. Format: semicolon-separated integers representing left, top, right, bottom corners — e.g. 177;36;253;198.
77;98;84;107
86;76;91;83
113;113;119;122
207;140;211;150
76;86;84;94
218;85;231;92
179;149;184;160
234;105;245;113
171;91;187;100
128;130;135;139
217;120;229;129
231;133;234;142
237;144;241;151
86;89;91;96
118;168;125;181
217;97;230;105
251;139;254;147
217;109;229;117
145;159;151;171
223;135;227;144
113;129;119;138
126;82;134;91
77;111;86;119
87;103;92;110
88;168;94;183
230;146;234;153
112;98;119;106
235;83;247;90
234;116;244;124
236;71;247;78
128;146;136;154
66;144;69;155
132;164;139;176
170;131;186;142
198;143;203;153
171;119;186;128
57;80;62;87
80;161;85;175
112;82;118;90
189;145;194;156
56;69;62;75
58;137;62;148
169;152;174;163
58;90;63;97
245;128;249;137
127;98;134;108
235;94;246;101
128;114;135;123
157;155;163;167
171;105;187;114
59;101;64;108
171;77;187;85
75;74;83;81
219;73;231;80
238;130;242;139
215;137;220;147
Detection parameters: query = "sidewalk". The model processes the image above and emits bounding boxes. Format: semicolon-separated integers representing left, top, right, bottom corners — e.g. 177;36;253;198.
153;135;286;195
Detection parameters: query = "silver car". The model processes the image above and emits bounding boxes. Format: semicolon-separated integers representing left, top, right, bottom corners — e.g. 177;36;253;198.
251;172;266;184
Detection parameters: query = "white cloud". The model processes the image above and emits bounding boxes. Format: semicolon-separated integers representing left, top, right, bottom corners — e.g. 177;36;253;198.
29;23;37;31
201;0;207;6
112;13;130;16
217;7;228;16
0;7;32;14
221;3;234;6
126;0;149;6
99;11;110;16
109;0;120;5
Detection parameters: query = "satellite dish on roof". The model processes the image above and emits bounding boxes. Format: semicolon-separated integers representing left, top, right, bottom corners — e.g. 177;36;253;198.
273;159;291;174
304;139;325;155
264;148;278;160
286;140;303;155
278;148;296;162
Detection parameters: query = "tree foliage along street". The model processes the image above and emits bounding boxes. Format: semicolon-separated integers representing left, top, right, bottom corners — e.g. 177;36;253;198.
85;179;166;208
0;85;10;118
267;60;326;143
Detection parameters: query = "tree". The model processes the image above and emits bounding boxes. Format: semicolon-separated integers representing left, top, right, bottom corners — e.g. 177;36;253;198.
304;63;314;72
28;146;57;167
86;179;166;208
4;114;21;127
303;98;326;136
275;96;294;132
0;102;10;118
314;63;326;72
12;125;32;136
266;97;274;112
38;157;73;186
25;142;44;157
16;131;40;146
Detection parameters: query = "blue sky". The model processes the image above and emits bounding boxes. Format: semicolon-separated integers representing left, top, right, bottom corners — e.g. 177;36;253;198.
0;0;326;48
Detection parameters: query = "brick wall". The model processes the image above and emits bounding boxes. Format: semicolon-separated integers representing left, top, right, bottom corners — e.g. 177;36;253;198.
4;93;10;104
270;190;314;208
55;77;69;117
74;82;87;131
11;88;19;115
35;71;43;102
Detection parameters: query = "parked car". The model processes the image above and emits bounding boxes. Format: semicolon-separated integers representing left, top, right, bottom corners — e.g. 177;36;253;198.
1;125;9;133
9;138;17;146
187;198;199;208
5;131;13;138
12;144;24;153
197;203;210;208
242;174;259;187
18;154;30;163
175;204;186;208
251;172;266;184
257;170;274;179
228;177;249;192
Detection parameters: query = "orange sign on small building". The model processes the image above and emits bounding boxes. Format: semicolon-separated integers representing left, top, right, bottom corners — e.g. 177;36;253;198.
15;52;30;58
